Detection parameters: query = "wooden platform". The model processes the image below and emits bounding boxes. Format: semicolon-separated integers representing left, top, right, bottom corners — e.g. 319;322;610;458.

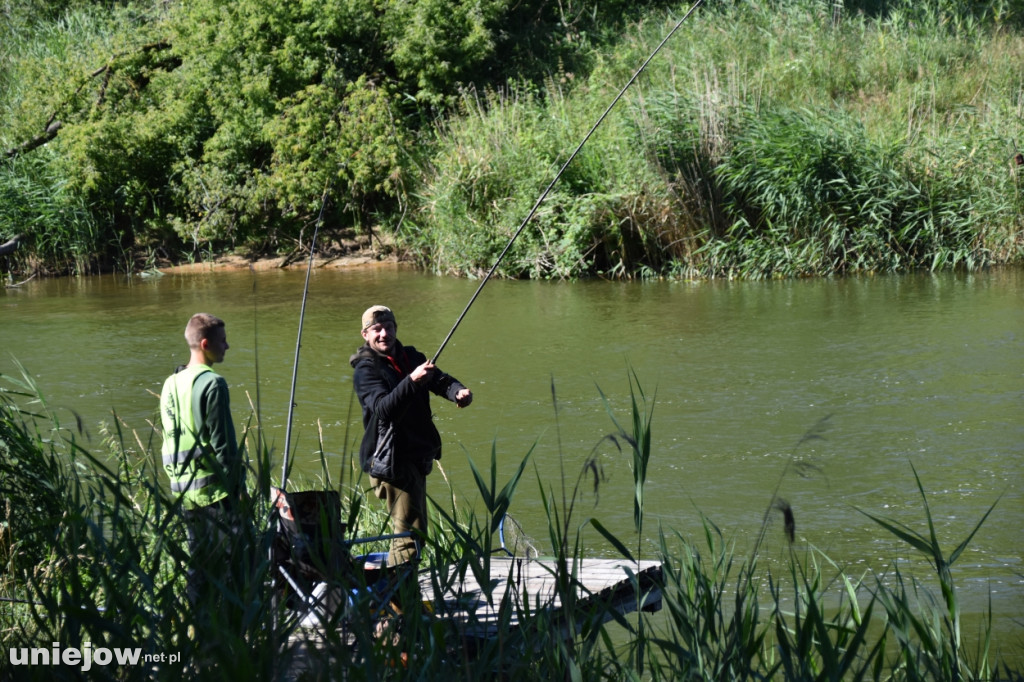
281;556;663;678
417;556;663;641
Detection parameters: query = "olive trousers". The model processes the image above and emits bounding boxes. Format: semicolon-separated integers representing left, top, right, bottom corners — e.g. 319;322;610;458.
370;464;428;567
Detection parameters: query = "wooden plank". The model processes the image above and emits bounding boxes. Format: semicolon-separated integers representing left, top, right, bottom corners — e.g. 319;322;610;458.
420;557;663;639
281;556;664;674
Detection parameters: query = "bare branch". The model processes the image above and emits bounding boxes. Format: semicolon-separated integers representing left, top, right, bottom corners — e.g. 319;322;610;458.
0;235;25;256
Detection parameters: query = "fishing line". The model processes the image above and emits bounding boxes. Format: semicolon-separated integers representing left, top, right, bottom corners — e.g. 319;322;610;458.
431;0;704;364
280;183;331;490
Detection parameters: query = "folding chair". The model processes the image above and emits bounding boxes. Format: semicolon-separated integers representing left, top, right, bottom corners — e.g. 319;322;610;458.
271;487;415;629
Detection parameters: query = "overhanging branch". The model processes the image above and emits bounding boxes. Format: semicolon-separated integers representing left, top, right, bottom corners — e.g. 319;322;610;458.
3;40;171;162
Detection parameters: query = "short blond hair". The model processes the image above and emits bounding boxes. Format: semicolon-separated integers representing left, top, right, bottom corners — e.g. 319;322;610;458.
184;313;225;349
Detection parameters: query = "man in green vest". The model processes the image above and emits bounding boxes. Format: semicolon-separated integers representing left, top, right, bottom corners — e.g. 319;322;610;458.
160;313;247;607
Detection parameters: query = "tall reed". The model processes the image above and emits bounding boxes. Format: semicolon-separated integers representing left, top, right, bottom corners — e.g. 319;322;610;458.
858;463;1002;681
412;0;1023;280
1;366;1019;680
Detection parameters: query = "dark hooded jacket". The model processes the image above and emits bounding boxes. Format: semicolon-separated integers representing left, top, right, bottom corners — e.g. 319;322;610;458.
349;341;466;481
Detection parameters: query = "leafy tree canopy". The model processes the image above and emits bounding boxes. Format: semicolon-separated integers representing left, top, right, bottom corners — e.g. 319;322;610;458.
1;0;679;269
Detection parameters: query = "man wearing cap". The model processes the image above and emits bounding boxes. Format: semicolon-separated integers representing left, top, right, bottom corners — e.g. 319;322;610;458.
350;305;472;568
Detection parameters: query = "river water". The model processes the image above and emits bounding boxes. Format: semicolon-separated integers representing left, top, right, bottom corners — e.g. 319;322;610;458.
2;265;1022;661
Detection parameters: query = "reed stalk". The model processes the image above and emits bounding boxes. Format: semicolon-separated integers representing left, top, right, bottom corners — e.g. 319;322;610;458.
1;365;1019;680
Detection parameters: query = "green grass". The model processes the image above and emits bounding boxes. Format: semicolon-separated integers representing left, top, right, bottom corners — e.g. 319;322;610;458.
410;0;1024;280
3;0;1021;278
1;364;1020;680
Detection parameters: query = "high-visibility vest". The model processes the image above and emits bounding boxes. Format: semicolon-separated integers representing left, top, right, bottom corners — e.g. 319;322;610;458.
159;365;229;509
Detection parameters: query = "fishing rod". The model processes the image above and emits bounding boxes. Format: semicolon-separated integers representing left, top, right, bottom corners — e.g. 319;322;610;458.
431;0;704;364
280;184;331;491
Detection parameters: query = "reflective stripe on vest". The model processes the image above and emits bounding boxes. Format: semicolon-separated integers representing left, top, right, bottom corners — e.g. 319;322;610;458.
169;474;216;493
159;365;228;508
163;448;200;467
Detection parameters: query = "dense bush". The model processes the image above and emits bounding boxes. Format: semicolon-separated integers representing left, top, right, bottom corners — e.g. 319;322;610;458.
407;81;678;279
705;107;983;277
412;0;1023;279
0;0;682;273
0;0;1021;276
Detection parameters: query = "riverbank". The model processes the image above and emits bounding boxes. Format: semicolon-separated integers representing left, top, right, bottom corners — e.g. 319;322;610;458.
156;233;403;274
159;250;400;274
2;232;405;284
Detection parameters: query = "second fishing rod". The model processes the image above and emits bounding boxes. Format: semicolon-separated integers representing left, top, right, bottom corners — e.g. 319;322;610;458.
430;0;704;365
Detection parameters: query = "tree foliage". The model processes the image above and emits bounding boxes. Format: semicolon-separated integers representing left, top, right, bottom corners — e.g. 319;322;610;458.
0;0;680;272
0;0;1019;276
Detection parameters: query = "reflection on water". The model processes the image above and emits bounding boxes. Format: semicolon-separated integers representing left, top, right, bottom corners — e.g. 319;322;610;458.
2;266;1022;658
